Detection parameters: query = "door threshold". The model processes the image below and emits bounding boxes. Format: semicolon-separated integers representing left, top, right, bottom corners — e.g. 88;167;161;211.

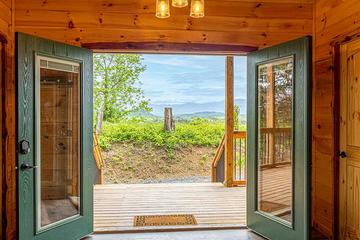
94;224;247;234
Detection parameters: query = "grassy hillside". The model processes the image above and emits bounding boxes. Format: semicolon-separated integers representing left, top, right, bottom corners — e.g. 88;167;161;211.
99;118;226;151
98;118;245;184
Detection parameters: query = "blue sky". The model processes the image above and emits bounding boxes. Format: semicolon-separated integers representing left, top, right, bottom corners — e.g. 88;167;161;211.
139;55;247;105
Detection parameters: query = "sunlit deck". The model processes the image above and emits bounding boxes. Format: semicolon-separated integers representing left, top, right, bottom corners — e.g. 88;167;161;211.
93;164;291;233
94;182;246;232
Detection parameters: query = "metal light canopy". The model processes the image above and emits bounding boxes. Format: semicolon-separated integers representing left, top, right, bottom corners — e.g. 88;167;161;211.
172;0;188;8
156;0;204;19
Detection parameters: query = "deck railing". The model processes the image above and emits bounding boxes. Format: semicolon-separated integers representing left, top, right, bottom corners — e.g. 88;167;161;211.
93;133;105;184
259;128;292;168
233;131;246;185
212;128;292;186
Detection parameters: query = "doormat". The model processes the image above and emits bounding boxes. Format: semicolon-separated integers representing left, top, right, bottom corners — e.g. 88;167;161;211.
134;214;197;227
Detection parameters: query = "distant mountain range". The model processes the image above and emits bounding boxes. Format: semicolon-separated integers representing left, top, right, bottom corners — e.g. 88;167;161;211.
149;98;246;116
175;111;224;120
129;110;224;120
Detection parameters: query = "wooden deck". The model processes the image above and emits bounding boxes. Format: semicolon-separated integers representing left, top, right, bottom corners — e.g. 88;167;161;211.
93;165;291;233
94;183;246;232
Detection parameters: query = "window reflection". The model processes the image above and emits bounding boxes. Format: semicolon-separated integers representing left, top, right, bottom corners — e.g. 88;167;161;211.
37;57;81;228
257;57;293;223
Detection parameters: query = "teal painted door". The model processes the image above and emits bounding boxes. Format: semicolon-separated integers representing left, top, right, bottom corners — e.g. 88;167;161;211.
247;37;311;240
17;33;96;240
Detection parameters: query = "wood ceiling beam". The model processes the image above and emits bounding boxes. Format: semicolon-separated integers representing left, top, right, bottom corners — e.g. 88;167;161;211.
82;42;258;54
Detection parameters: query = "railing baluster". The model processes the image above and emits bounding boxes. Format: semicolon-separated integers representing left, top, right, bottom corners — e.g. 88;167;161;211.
239;138;242;181
243;138;245;180
212;127;290;186
234;138;237;180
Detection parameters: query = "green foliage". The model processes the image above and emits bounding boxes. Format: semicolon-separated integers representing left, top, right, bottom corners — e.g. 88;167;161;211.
234;104;240;130
94;54;151;121
99;118;226;151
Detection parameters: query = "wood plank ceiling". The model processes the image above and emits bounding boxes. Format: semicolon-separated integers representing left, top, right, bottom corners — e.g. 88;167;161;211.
14;0;313;50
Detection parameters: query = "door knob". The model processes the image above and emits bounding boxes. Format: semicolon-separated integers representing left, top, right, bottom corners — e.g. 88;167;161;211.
20;163;38;171
339;151;347;158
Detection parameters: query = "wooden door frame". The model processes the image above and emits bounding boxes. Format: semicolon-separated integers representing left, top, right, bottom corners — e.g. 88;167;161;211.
85;42;256;188
0;32;9;240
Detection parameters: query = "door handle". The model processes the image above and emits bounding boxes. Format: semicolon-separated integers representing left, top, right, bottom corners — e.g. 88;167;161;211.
20;163;39;171
339;151;347;158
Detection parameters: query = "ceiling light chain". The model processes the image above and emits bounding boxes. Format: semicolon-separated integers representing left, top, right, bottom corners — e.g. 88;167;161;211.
156;0;204;19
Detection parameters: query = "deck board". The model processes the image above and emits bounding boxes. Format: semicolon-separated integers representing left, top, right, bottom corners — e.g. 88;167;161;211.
94;165;291;232
94;182;246;232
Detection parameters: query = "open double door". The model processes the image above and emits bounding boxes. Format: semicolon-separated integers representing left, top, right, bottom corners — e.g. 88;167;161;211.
17;33;311;240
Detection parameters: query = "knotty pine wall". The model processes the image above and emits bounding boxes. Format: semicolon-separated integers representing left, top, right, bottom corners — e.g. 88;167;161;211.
5;0;315;239
14;0;312;49
12;0;360;239
313;0;360;238
0;0;16;239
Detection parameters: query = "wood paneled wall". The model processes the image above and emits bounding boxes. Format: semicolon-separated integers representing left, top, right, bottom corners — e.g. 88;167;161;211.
4;0;314;239
313;0;360;238
14;0;312;49
0;0;16;239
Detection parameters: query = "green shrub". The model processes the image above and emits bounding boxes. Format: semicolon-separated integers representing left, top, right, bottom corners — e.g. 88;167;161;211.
99;118;228;151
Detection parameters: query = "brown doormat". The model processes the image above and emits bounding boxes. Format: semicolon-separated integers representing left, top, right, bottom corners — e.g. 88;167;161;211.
134;214;197;227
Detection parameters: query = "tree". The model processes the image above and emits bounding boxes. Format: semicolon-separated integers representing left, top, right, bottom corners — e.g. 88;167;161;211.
94;54;151;121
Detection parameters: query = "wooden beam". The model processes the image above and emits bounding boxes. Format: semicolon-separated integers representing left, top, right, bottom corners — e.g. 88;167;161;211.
0;31;4;240
224;56;234;187
1;1;16;237
266;65;275;165
82;42;258;55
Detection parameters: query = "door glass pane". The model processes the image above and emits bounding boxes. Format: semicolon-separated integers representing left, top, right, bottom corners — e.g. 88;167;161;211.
257;57;293;224
36;56;81;228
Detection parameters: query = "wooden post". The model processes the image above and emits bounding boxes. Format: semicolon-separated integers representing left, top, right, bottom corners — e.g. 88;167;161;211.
266;65;275;165
95;111;103;135
224;56;234;187
0;36;3;238
164;107;175;132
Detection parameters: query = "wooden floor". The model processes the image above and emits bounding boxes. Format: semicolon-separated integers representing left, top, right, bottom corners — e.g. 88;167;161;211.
83;229;265;240
84;229;329;240
93;165;292;233
94;183;246;232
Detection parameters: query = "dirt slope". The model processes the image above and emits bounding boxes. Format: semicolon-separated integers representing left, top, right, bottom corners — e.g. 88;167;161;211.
102;142;217;184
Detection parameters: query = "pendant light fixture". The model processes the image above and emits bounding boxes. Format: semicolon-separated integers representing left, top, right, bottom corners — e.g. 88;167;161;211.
156;0;170;18
156;0;204;19
190;0;205;18
172;0;188;8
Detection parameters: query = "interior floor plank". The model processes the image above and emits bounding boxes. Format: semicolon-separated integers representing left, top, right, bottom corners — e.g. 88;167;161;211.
83;229;266;240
